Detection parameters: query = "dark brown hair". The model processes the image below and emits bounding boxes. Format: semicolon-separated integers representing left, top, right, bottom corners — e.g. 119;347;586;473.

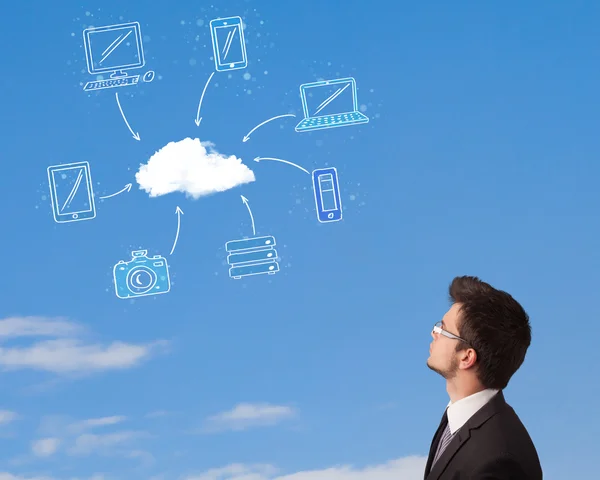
449;275;532;390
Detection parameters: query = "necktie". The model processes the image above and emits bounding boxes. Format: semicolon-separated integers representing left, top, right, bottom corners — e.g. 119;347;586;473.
431;418;455;467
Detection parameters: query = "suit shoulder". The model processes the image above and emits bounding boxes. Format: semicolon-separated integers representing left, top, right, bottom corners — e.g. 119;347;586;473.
467;403;542;474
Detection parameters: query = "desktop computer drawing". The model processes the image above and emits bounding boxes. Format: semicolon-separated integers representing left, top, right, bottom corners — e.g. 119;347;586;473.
225;235;279;279
82;21;154;92
295;77;369;133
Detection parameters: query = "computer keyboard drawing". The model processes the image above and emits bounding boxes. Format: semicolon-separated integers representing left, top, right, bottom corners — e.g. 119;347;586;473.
83;75;140;92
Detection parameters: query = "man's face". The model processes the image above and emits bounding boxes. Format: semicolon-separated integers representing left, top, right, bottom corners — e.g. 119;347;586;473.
427;303;463;379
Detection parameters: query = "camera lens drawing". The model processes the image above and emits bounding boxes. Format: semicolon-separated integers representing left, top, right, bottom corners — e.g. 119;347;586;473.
113;250;171;299
47;14;370;300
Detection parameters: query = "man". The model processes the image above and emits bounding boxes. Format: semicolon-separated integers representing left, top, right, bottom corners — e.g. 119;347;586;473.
424;276;542;480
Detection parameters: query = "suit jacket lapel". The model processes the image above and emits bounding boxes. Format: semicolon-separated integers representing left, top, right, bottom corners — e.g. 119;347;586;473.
424;409;448;479
425;391;507;480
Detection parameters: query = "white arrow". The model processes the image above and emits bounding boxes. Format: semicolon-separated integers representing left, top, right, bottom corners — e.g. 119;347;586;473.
169;206;184;255
195;71;215;126
240;195;256;236
253;156;310;175
243;113;296;142
115;92;140;141
99;183;132;200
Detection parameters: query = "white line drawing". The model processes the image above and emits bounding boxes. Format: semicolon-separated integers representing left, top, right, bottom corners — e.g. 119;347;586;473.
312;167;342;223
99;183;132;200
113;250;171;299
195;71;215;126
209;16;248;72
253;157;310;175
225;235;279;279
115;92;141;141
224;197;279;279
47;161;96;224
240;195;256;235
243;114;296;142
170;206;184;255
82;21;155;92
295;77;369;133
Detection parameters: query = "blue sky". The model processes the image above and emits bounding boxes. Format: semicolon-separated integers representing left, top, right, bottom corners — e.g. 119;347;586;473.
1;0;599;478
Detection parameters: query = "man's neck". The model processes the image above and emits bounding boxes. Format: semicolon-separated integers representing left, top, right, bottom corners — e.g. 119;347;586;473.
446;380;487;404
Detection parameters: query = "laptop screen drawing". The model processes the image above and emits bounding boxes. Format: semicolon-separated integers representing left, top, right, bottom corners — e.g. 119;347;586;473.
303;80;356;118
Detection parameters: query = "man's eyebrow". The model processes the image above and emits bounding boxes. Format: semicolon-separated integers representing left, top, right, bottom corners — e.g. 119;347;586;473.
441;320;446;328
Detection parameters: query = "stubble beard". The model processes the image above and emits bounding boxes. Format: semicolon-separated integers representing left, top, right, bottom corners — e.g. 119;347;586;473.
427;355;459;379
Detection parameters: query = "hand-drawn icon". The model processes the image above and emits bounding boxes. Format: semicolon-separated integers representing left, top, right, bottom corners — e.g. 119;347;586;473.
113;250;171;299
142;70;155;82
47;161;96;224
82;21;154;92
312;167;342;223
295;77;369;133
209;16;248;72
225;236;279;279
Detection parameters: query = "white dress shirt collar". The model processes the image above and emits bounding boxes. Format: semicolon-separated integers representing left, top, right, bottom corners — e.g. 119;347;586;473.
445;388;499;434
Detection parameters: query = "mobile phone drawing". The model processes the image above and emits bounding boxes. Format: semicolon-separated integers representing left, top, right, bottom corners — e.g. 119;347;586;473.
47;161;96;224
209;16;248;72
312;167;342;223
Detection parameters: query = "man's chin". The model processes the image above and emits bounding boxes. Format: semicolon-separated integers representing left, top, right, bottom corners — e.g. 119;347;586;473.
427;358;445;376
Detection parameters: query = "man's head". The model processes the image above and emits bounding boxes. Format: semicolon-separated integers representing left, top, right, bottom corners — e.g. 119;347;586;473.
427;276;532;391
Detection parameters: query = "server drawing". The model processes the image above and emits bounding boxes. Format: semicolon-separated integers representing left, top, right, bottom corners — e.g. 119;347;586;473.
225;235;280;279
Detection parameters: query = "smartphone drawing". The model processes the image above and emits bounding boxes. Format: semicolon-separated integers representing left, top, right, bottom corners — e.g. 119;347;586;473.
47;161;96;224
209;16;248;72
312;167;342;223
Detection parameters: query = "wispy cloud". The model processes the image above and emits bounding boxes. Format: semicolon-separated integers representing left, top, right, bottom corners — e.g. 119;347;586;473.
183;456;428;480
31;437;60;457
28;413;150;469
201;403;297;433
0;474;56;480
0;316;168;375
185;463;279;480
67;430;148;456
0;410;18;425
0;317;82;339
0;474;105;480
67;416;127;433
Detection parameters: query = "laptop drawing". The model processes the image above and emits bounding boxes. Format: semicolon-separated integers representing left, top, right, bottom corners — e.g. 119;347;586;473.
295;77;369;133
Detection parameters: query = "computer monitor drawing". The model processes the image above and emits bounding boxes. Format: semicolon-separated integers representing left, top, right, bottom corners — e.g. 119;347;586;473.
295;77;369;133
82;21;152;91
84;21;144;77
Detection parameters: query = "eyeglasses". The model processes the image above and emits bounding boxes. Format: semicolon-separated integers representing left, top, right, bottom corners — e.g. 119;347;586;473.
432;321;469;344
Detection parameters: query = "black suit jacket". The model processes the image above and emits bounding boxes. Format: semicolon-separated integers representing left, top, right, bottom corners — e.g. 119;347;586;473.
424;391;542;480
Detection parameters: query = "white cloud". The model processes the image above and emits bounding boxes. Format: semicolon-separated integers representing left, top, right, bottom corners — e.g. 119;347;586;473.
0;410;17;425
31;437;60;457
68;416;126;433
183;456;428;480
202;403;296;433
67;430;146;456
0;317;81;339
0;475;104;480
135;137;255;199
185;463;278;480
0;474;55;480
0;316;167;375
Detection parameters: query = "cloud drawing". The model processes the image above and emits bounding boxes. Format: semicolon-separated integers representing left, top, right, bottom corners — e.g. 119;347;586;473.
136;138;255;199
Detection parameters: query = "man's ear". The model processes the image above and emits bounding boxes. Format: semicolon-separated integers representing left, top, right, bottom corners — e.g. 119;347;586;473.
459;347;477;370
